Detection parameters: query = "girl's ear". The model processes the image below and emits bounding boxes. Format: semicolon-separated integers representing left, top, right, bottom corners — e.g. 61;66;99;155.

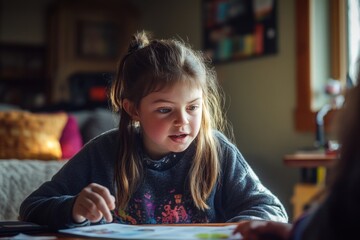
123;99;140;121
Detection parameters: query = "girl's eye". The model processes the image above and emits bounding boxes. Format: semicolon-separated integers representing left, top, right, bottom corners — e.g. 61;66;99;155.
157;108;171;114
188;105;199;111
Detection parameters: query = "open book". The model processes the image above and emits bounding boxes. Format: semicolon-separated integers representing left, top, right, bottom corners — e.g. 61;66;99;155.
60;223;242;239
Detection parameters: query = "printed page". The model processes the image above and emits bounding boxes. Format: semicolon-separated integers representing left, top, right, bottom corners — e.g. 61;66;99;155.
60;223;243;239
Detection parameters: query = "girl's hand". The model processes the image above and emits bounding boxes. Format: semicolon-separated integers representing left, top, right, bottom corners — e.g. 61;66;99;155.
72;183;115;223
232;220;292;240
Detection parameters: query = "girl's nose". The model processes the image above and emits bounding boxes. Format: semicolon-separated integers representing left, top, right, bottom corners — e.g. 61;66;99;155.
174;110;189;126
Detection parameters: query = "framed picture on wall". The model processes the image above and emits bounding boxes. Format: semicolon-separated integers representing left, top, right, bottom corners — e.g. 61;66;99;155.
76;20;121;60
202;0;278;63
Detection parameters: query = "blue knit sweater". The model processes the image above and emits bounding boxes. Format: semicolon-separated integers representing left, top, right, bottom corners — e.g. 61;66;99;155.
20;129;288;229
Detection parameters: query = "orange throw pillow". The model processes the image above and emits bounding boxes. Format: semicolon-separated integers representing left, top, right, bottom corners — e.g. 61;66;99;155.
0;111;68;160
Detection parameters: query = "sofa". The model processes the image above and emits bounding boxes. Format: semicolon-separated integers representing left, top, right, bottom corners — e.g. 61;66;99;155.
0;159;66;220
0;105;119;220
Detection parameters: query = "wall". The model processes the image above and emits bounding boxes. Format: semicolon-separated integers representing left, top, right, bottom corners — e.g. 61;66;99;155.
0;0;315;220
0;0;54;44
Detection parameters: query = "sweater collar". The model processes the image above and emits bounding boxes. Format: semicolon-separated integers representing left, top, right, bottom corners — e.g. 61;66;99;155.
136;132;194;171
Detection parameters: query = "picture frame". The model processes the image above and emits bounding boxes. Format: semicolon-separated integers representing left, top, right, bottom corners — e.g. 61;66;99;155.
202;0;278;63
76;20;121;60
47;0;138;103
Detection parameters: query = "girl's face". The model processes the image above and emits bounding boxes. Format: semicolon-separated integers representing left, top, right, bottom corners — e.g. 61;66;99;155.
136;81;203;159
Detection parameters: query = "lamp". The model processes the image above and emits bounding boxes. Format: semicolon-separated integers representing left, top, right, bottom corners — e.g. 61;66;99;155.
315;79;344;149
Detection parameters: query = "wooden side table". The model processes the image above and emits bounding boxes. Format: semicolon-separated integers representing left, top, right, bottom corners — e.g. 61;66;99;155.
283;153;336;220
283;153;336;168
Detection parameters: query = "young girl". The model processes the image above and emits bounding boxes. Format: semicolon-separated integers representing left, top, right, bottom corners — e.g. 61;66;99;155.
20;31;288;229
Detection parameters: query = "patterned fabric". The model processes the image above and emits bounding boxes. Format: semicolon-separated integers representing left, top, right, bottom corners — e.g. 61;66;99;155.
0;111;68;160
0;159;66;220
113;145;202;224
141;149;185;171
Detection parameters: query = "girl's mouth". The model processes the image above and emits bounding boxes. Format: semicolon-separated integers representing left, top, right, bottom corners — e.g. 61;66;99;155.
169;134;188;142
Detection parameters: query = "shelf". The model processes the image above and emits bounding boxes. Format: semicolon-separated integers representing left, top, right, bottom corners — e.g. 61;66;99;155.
0;43;48;109
0;44;45;79
283;153;337;168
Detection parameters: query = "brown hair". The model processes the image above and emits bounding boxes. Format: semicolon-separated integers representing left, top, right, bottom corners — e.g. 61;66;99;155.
110;30;232;211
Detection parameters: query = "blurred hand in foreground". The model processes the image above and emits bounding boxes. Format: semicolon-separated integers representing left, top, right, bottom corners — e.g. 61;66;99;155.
233;220;292;240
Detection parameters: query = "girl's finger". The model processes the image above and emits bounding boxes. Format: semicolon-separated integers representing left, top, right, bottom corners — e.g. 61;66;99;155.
85;189;113;222
89;183;116;210
78;197;103;222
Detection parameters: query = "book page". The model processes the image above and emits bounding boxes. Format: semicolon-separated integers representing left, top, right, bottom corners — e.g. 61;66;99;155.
60;223;242;239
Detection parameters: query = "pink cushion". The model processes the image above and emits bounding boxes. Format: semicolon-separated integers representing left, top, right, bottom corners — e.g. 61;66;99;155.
59;115;83;159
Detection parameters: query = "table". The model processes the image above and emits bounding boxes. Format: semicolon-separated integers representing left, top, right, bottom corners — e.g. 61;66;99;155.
283;153;337;220
283;153;336;168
